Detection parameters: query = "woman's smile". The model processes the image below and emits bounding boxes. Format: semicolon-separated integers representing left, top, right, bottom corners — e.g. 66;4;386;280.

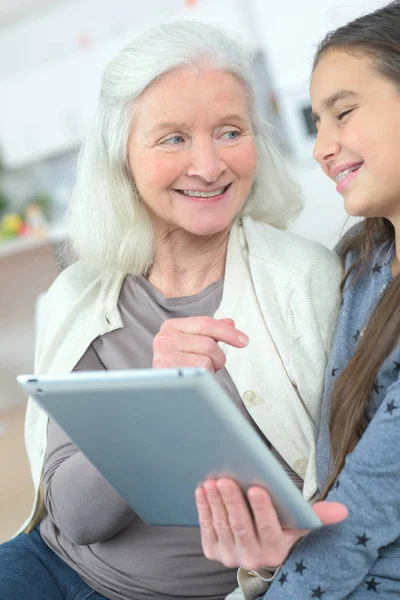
173;183;232;204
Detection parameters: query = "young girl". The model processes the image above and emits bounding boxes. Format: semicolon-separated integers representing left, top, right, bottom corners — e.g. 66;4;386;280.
196;2;400;598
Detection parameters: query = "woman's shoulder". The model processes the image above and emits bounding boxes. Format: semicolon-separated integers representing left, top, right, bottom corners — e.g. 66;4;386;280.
244;218;341;276
35;263;122;370
46;260;102;303
38;262;109;336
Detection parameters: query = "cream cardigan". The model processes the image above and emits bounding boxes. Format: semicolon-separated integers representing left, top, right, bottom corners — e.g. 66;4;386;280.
19;216;342;598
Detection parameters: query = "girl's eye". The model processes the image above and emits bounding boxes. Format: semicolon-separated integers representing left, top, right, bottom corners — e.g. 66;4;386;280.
162;135;184;146
221;130;240;140
338;109;354;121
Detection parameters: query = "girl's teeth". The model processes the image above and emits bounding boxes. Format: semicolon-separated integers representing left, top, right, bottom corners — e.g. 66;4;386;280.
335;165;361;182
182;187;225;198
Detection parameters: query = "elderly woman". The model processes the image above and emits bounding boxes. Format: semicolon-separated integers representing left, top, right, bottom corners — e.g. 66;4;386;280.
0;21;342;600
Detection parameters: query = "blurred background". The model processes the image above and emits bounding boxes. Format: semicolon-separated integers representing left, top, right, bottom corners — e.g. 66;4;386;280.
0;0;387;541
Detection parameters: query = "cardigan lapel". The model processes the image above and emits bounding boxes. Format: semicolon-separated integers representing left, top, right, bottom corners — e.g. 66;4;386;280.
215;220;318;498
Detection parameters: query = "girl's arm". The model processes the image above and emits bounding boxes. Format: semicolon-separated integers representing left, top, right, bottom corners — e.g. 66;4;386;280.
264;377;400;599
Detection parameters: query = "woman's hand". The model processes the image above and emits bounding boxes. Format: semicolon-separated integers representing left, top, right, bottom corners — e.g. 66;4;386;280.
195;478;348;570
153;317;248;371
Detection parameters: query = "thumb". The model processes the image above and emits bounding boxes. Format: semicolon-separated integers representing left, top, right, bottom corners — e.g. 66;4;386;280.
220;318;235;326
312;501;348;526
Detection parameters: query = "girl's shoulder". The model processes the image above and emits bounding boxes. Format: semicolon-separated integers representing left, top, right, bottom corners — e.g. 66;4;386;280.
337;223;394;275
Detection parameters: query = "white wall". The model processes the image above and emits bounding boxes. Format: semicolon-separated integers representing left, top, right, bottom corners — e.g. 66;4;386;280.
247;0;388;89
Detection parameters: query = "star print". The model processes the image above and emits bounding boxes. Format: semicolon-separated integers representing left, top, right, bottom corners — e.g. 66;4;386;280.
332;368;338;377
365;577;381;592
311;586;326;598
295;560;307;575
356;533;371;547
278;572;288;585
353;329;361;342
394;361;400;371
385;400;398;415
372;264;382;274
333;479;340;490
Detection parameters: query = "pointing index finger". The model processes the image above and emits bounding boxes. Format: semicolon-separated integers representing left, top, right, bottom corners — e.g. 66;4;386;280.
176;316;249;348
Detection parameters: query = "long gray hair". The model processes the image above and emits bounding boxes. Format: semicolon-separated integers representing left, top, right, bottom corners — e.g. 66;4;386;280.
66;21;303;275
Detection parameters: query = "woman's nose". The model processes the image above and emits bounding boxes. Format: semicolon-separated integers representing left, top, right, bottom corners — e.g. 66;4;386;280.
186;140;226;182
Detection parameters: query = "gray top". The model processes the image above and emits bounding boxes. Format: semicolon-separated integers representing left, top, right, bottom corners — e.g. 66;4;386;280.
40;274;301;600
264;240;400;599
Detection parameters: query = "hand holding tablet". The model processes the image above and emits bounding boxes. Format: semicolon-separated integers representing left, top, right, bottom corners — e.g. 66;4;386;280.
195;477;348;571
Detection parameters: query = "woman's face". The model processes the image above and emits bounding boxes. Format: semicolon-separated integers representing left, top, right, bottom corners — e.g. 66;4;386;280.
310;50;400;223
128;67;257;238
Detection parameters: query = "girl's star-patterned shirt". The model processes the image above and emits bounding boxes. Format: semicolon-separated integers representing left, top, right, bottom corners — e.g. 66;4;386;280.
263;239;400;599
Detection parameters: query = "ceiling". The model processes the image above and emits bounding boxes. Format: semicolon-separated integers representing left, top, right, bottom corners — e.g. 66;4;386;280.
0;0;67;28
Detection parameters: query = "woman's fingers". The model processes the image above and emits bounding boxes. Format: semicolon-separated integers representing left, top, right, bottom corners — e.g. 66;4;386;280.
215;478;265;569
247;486;306;565
153;316;248;371
162;316;249;348
247;486;283;545
153;351;215;371
202;480;236;560
312;501;348;525
167;333;227;371
195;486;219;559
217;479;258;542
220;318;235;326
153;329;222;370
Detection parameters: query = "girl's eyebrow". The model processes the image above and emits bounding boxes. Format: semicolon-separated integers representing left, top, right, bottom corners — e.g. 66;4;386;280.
311;90;359;123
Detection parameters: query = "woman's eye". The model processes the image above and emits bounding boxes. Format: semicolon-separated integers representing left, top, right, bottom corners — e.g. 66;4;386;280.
162;135;184;146
338;109;353;121
221;130;240;140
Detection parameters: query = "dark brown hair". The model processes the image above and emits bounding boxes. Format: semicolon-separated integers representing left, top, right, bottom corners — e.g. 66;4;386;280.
312;2;400;496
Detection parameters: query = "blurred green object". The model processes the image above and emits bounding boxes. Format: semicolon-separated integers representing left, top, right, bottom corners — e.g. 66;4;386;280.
0;229;18;241
0;189;9;216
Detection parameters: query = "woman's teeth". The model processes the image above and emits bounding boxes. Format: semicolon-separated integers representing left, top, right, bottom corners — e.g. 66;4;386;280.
335;165;362;182
181;187;226;198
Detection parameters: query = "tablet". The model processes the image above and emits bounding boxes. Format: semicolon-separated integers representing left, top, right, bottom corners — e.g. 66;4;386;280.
17;368;321;530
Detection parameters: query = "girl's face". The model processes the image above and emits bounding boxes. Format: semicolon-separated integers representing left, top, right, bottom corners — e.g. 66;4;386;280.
310;50;400;224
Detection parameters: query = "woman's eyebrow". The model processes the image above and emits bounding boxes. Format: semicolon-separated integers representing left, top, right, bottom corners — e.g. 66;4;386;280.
149;121;188;135
214;113;250;125
149;113;250;135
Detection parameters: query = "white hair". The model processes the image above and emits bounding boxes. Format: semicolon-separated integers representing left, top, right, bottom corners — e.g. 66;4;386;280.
66;21;303;275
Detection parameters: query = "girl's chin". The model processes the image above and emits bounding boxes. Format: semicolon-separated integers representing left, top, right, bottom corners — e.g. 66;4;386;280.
343;196;374;219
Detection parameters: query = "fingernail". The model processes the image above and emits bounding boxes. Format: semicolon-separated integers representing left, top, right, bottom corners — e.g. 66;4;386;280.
238;335;249;345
